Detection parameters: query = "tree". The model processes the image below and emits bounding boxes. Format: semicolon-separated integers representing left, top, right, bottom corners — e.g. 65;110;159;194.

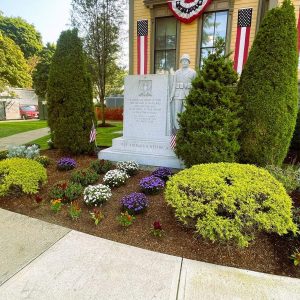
71;0;125;126
47;29;95;154
104;61;126;96
237;0;298;166
32;43;56;98
175;40;241;167
0;32;32;92
0;15;43;58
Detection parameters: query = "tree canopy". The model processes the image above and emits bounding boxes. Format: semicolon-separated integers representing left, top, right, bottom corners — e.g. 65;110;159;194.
0;32;32;92
0;15;43;58
71;0;125;125
32;43;56;98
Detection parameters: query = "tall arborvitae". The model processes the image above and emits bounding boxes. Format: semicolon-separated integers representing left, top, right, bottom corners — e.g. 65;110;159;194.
47;29;95;154
175;40;241;167
237;0;298;166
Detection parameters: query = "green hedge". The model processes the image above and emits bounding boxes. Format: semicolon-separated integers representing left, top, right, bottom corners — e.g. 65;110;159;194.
165;163;297;247
47;29;95;154
175;40;241;167
237;0;298;166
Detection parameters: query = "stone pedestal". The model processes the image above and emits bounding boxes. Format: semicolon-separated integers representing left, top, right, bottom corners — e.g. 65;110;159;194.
99;74;182;168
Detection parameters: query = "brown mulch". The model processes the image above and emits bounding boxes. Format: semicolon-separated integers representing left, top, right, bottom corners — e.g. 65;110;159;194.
0;149;299;279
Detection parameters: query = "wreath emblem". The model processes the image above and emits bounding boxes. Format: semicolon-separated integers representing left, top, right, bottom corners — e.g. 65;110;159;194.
167;0;213;23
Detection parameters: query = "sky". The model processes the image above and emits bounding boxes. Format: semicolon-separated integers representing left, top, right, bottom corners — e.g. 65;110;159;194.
0;0;129;66
0;0;72;44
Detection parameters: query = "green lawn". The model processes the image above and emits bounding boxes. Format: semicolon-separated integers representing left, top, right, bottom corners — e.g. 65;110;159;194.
29;121;123;150
0;120;48;138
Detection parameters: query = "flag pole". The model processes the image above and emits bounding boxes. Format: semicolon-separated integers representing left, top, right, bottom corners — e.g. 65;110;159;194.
94;120;98;149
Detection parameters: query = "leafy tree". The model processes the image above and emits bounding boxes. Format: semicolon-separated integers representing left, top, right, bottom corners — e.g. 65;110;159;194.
32;43;56;98
104;61;126;96
71;0;125;126
175;40;241;167
47;29;95;154
0;15;43;58
0;32;32;92
237;0;298;166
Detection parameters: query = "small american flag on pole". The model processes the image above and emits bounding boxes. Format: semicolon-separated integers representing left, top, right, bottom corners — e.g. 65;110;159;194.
89;120;97;143
137;20;148;75
170;128;177;150
234;8;253;74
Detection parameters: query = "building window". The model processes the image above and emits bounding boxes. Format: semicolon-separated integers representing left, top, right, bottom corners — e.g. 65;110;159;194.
154;17;177;74
200;11;229;66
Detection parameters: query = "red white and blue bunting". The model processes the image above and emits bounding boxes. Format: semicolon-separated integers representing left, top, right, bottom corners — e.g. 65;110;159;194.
167;0;213;23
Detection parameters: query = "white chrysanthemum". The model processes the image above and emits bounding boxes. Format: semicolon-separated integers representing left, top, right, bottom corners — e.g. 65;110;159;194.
103;169;129;187
116;161;139;175
83;184;112;206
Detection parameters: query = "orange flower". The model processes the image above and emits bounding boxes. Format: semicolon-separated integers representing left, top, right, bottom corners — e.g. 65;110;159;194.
51;199;62;205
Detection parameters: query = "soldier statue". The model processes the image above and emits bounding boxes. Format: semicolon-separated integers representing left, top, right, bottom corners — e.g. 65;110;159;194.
170;54;196;131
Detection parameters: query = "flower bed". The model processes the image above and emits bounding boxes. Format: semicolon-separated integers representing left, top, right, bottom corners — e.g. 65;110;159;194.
0;149;299;279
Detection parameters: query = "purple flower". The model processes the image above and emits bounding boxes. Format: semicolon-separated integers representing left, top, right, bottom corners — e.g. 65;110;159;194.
139;176;165;195
121;192;148;215
57;157;76;171
151;167;172;181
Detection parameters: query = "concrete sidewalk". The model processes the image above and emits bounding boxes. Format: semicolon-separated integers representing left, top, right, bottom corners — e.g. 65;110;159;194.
0;127;49;150
0;208;299;300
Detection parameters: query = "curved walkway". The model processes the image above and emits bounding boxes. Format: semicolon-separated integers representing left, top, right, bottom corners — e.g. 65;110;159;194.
0;127;49;151
0;208;299;300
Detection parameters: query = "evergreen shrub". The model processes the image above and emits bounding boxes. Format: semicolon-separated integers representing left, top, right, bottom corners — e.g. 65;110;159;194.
47;29;95;154
0;158;47;196
165;163;297;247
237;0;298;166
175;39;241;167
265;165;300;193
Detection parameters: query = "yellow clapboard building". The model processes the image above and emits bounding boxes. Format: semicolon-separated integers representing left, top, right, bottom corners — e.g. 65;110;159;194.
129;0;300;75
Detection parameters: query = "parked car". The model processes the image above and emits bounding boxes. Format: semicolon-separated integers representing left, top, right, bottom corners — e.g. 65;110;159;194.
19;105;39;120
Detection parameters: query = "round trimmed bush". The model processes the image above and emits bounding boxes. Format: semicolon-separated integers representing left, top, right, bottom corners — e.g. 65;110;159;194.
165;163;297;247
121;192;148;215
83;184;112;206
116;161;139;176
139;176;165;195
103;169;129;188
0;158;47;196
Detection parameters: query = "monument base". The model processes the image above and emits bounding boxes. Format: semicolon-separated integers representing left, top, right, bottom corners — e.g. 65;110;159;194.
98;137;183;169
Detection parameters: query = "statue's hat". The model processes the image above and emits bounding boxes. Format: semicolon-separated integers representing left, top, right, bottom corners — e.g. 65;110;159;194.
180;54;190;63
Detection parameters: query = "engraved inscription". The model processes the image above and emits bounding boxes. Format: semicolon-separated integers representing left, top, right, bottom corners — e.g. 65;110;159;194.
128;98;161;125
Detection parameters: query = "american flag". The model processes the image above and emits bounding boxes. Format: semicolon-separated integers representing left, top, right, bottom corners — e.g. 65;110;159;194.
170;128;177;150
234;8;253;74
137;20;148;75
89;120;97;143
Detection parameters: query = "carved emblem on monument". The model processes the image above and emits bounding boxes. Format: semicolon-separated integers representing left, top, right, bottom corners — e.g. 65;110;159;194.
138;80;152;96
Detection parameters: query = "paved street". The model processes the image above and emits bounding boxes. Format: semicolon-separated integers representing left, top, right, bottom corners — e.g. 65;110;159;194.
0;208;300;300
